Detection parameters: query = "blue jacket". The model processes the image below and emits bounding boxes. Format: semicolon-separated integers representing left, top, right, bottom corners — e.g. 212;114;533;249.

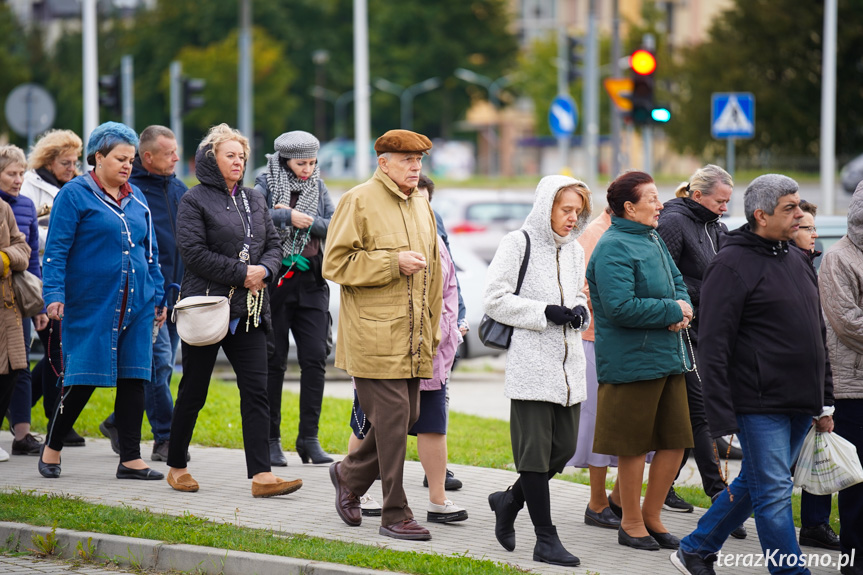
0;189;41;279
43;173;164;387
129;157;187;304
587;216;691;384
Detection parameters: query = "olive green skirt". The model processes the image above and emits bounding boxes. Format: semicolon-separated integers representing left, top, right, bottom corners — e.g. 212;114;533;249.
593;373;693;457
510;399;580;474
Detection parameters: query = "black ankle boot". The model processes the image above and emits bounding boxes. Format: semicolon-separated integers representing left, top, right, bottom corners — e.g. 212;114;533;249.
269;438;287;467
533;525;580;567
295;436;334;464
488;486;523;551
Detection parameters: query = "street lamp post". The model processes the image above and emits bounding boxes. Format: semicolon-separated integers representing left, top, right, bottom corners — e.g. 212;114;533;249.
312;50;330;139
455;68;512;175
373;77;441;130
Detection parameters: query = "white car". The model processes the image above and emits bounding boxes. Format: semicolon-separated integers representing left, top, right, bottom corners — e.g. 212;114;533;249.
434;189;535;264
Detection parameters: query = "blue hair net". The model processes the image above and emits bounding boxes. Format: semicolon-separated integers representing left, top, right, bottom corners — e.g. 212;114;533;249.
86;121;139;163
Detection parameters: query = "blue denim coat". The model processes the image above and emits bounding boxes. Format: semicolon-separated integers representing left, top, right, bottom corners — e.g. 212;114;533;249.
42;173;164;387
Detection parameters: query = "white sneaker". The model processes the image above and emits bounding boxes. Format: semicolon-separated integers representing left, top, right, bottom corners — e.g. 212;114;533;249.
0;446;9;462
427;499;468;523
360;493;382;517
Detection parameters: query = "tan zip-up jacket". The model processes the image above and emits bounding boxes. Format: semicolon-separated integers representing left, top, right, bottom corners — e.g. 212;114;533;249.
323;167;441;379
0;200;31;374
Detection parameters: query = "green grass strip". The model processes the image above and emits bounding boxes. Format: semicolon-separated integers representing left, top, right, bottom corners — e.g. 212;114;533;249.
0;490;528;574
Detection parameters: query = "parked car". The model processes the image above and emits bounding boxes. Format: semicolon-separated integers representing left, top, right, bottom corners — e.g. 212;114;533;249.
840;153;863;194
434;189;535;263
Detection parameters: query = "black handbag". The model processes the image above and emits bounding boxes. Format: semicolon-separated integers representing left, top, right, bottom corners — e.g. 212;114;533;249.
478;230;530;350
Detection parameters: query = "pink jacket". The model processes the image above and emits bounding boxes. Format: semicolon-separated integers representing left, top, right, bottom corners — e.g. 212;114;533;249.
421;236;460;390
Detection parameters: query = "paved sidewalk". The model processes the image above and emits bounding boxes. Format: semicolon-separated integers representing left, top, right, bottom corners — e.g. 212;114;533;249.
0;553;141;574
0;429;843;575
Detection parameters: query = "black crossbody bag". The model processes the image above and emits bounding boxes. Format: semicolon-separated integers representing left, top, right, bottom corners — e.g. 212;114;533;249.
478;230;530;350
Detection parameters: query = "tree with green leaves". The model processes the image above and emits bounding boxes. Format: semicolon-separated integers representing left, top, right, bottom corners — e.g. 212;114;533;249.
664;0;863;166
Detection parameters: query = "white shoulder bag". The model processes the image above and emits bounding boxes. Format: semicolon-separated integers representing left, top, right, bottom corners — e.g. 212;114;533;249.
172;286;235;346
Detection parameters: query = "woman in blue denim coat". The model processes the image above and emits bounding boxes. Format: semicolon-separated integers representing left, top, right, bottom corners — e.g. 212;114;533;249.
39;122;165;481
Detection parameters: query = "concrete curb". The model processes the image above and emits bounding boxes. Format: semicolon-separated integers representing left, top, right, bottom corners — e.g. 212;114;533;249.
0;521;397;575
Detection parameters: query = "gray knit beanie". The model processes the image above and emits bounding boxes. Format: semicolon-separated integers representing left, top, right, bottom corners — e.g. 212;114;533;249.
274;131;320;159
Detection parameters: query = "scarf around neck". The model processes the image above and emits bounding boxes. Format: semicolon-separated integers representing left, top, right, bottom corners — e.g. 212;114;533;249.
266;154;319;257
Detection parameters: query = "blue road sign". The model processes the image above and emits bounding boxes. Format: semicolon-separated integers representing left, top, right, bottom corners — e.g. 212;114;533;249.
549;94;578;137
711;93;755;139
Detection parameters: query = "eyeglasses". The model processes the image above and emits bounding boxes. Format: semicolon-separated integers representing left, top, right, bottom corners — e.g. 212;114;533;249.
798;226;817;233
57;160;79;169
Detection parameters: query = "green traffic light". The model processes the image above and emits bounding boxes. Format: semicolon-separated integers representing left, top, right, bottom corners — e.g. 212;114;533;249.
651;108;671;123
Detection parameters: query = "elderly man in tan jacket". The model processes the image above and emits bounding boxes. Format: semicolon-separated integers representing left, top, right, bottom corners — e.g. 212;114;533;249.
324;129;441;541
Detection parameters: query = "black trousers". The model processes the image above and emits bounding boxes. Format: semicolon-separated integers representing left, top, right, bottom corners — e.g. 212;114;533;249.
266;274;329;439
0;372;18;430
30;319;62;419
169;325;270;478
45;379;145;461
676;364;727;497
835;399;863;558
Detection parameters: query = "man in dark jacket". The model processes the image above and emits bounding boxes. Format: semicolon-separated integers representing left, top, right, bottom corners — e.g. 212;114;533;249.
672;174;835;575
100;126;188;463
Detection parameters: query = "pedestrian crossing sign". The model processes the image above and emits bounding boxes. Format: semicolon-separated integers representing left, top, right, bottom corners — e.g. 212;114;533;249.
711;93;755;139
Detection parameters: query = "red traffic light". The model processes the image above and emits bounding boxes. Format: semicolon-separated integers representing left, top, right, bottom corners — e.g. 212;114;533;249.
630;49;657;75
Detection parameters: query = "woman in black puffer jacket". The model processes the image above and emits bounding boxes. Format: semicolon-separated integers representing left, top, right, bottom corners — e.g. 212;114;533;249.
655;164;738;515
166;123;302;499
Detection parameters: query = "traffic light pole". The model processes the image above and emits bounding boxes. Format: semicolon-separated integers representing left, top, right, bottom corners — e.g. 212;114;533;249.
170;61;184;179
121;55;134;130
556;23;569;173
643;124;653;175
582;0;599;191
610;0;622;178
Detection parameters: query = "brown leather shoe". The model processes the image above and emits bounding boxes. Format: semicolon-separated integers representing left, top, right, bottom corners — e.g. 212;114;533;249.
329;462;361;526
379;518;431;541
167;471;199;492
251;477;303;498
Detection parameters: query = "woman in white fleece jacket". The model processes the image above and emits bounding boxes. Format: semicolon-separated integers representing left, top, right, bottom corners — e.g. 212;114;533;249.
483;175;592;568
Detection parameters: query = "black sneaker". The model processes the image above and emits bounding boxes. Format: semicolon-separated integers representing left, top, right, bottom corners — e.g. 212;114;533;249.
663;487;694;513
423;468;463;491
11;433;43;455
63;427;86;447
799;523;840;551
151;440;190;462
670;548;717;575
99;420;120;455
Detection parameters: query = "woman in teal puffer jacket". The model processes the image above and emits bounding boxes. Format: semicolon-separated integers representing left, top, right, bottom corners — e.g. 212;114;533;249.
586;171;694;552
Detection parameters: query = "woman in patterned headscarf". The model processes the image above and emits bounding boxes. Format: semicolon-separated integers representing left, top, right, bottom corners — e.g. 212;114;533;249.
254;131;336;466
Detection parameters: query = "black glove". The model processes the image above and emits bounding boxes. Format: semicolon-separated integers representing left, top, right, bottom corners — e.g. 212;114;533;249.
545;305;576;326
570;305;589;330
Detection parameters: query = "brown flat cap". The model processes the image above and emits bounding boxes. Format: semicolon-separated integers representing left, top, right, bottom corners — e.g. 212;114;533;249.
374;129;433;155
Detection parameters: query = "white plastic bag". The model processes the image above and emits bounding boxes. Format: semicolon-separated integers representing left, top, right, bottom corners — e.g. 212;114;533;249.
794;426;863;495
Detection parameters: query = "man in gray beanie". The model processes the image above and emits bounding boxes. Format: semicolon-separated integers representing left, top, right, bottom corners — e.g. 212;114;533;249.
672;174;834;574
254;130;336;467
